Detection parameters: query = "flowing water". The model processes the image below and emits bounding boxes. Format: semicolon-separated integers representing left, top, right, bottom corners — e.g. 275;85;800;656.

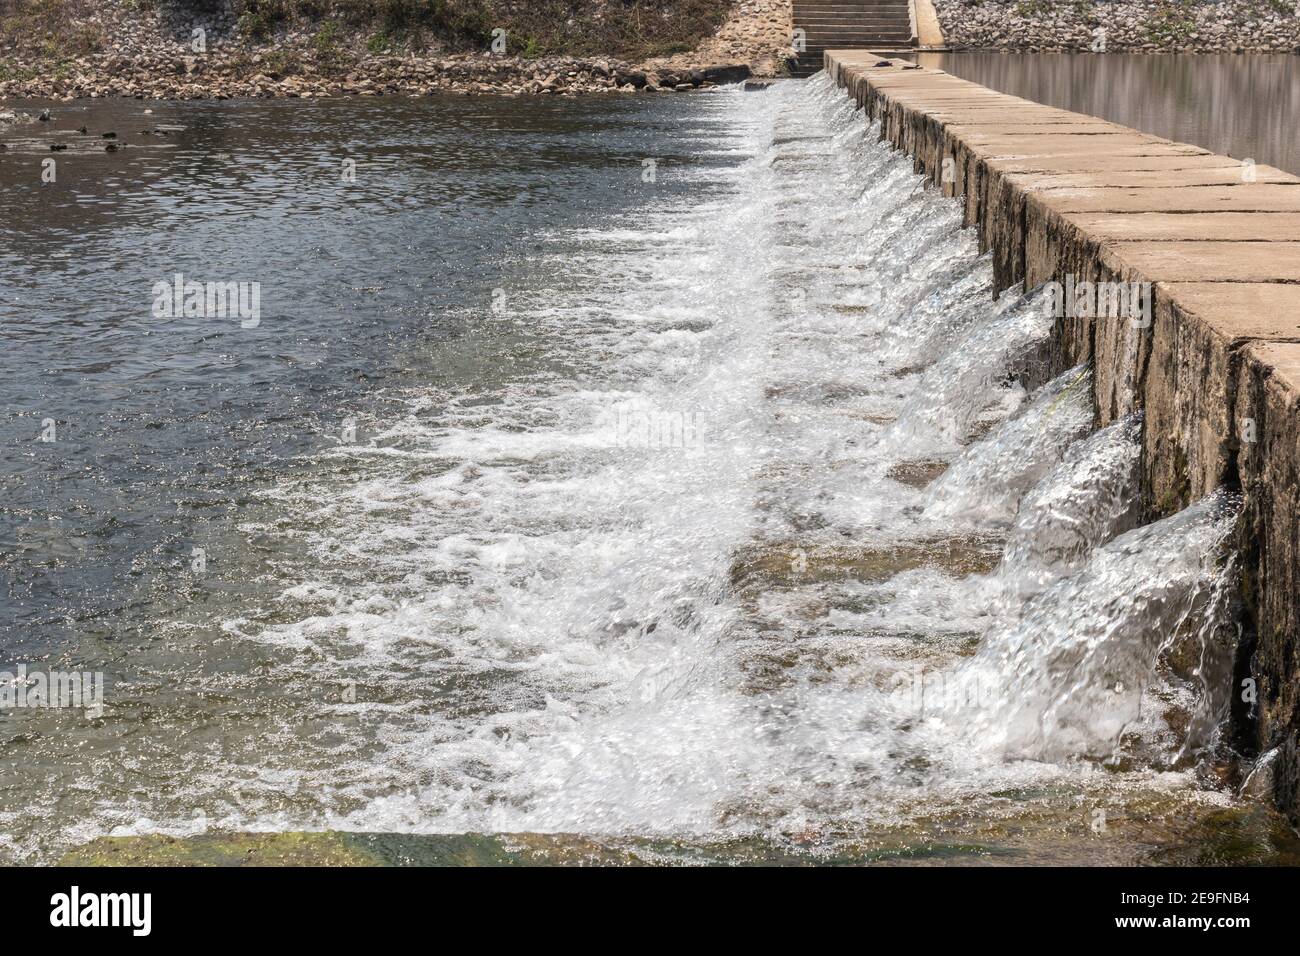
2;76;1297;865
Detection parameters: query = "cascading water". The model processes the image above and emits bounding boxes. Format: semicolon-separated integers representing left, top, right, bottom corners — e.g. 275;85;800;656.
5;72;1289;865
999;415;1144;600
952;491;1241;764
921;365;1095;529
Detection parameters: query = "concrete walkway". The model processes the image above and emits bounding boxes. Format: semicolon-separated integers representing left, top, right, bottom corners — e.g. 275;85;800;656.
825;49;1300;819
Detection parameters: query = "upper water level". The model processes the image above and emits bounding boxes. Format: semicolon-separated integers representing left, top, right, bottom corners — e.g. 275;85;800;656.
912;52;1300;175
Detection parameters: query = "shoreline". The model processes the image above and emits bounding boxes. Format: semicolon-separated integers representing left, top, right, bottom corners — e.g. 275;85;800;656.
0;0;791;102
4;48;1298;103
0;53;760;102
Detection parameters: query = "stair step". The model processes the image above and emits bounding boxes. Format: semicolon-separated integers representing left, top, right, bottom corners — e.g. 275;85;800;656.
795;3;910;8
796;4;909;10
800;20;912;26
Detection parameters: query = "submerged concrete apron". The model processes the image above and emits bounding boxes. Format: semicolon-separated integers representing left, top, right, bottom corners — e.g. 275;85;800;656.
825;50;1300;819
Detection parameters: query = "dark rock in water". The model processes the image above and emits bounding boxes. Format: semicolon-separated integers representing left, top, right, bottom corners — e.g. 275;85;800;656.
77;125;87;134
38;109;50;121
101;131;117;139
688;69;705;86
887;459;950;488
614;69;647;88
0;144;7;151
104;142;120;152
702;64;751;85
744;80;773;92
49;143;67;151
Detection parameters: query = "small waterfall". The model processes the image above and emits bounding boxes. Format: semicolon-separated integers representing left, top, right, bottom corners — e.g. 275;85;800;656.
884;291;1052;456
998;415;1143;601
921;365;1095;528
211;74;1258;842
952;492;1240;763
880;257;995;370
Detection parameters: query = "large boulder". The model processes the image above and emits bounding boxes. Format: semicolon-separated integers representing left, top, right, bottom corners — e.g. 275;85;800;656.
701;64;751;85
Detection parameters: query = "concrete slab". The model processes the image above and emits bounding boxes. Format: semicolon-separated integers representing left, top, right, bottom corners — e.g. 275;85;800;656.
1066;212;1300;242
948;122;1136;137
1040;185;1300;213
960;129;1190;144
883;90;1030;102
988;154;1257;174
1103;241;1300;282
925;108;1106;124
1160;283;1300;341
1249;341;1300;391
1023;167;1299;189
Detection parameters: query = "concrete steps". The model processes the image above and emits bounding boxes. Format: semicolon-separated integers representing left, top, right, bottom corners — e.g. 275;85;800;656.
792;0;916;76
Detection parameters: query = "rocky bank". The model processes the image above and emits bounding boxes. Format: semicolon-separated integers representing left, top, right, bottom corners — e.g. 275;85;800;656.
0;0;793;100
934;0;1300;53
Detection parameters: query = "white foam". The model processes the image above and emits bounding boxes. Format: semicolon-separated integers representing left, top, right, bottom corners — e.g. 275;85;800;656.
39;73;1242;855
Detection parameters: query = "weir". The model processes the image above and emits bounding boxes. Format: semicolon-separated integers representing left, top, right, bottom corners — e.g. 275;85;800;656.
18;72;1300;866
824;49;1300;821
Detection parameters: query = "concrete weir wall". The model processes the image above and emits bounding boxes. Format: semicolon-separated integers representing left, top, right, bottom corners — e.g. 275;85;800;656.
823;50;1300;816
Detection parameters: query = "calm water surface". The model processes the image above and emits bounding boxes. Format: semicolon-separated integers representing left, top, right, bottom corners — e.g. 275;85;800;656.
2;93;711;650
913;53;1300;174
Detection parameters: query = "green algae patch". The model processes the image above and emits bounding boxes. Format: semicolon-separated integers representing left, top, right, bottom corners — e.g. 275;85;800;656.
886;458;950;489
58;832;388;868
730;538;1002;593
57;832;647;867
53;809;1300;865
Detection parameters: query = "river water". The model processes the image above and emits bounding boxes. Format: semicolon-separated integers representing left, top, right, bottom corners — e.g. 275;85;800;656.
1;76;1297;865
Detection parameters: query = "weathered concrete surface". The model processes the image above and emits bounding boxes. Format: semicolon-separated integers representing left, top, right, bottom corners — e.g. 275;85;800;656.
1234;344;1300;792
914;0;945;48
1060;213;1300;243
825;49;1300;821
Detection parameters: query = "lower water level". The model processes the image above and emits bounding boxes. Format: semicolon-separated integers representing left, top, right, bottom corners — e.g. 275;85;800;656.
1;74;1297;865
913;52;1300;175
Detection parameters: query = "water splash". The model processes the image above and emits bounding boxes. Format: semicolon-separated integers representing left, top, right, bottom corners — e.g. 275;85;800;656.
954;491;1241;763
999;415;1143;600
922;365;1094;528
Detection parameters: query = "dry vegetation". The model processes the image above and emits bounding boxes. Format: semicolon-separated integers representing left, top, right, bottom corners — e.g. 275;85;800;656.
0;0;737;67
